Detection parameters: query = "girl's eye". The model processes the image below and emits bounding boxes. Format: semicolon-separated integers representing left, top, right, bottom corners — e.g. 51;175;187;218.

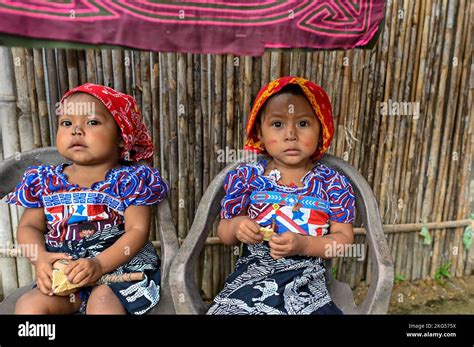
299;120;309;127
271;121;283;128
60;120;72;126
87;120;100;125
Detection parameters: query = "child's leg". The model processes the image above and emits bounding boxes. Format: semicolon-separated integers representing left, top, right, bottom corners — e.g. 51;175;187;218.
15;288;82;314
85;284;126;315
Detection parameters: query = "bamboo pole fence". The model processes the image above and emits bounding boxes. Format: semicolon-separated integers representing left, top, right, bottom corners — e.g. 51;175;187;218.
0;0;472;301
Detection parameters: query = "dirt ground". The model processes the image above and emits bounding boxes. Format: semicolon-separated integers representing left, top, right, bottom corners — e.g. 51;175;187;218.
353;275;474;314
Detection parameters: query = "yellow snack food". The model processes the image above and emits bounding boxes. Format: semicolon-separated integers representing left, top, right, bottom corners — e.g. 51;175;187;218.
51;259;146;296
260;227;275;241
51;259;81;296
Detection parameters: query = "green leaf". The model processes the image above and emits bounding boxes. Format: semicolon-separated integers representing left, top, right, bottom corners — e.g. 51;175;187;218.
394;274;406;284
424;234;432;245
463;226;472;250
419;226;432;245
419;226;428;236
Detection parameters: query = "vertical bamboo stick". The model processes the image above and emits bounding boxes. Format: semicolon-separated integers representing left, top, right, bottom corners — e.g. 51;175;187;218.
399;0;418;280
270;51;281;80
140;52;152;136
252;56;261;99
150;52;161;241
45;49;59;145
225;54;235;151
305;51;312;81
408;0;429;281
77;50;86;85
201;54;210;188
112;50;124;92
11;47;34;286
101;49;113;88
25;48;42;148
281;51;290;76
413;0;439;224
186;54;195;222
261;51;270;85
33;49;51;147
94;49;104;86
85;49;97;84
56;49;69;96
124;50;132;95
167;53;179;226
390;0;408;278
159;53;169;182
435;0;466;276
458;1;473;276
12;48;34;151
289;50;299;76
0;47;20;295
65;49;78;88
177;52;188;238
193;54;203;206
296;51;306;76
211;55;223;176
242;56;252;133
151;52;160;167
421;0;449;279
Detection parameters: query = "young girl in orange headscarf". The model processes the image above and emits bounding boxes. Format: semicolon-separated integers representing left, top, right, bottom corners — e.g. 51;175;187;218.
207;77;355;314
7;83;167;315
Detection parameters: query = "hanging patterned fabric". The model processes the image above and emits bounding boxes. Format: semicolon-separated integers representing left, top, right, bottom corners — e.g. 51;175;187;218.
0;0;385;55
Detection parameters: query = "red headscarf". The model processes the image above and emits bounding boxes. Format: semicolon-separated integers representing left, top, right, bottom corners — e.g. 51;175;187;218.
61;83;153;163
244;76;334;160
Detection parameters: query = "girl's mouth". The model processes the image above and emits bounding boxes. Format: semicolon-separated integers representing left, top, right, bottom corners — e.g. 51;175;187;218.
284;148;301;155
69;142;88;150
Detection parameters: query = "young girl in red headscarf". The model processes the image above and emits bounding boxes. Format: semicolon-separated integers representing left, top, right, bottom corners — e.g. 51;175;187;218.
6;83;167;315
207;77;355;315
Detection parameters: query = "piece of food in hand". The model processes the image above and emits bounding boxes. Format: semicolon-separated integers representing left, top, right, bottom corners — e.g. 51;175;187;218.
260;227;275;241
51;259;145;296
51;259;81;296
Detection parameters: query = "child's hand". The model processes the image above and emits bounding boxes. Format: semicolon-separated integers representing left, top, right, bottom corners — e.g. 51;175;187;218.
231;216;263;245
35;252;73;296
269;232;306;259
64;258;104;287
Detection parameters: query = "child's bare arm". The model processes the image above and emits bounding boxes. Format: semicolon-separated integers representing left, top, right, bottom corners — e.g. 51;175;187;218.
17;208;48;261
18;208;72;294
269;221;354;259
65;205;152;286
98;204;152;271
217;215;263;246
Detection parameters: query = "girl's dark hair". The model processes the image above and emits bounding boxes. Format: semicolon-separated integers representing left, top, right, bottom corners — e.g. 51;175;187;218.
256;84;306;124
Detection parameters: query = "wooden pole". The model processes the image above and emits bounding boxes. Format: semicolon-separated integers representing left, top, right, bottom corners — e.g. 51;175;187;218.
0;47;20;295
177;52;188;238
112;50;124;92
33;49;51;147
65;49;78;88
45;49;59;145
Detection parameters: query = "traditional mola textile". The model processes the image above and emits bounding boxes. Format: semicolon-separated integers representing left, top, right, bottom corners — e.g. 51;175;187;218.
0;0;385;55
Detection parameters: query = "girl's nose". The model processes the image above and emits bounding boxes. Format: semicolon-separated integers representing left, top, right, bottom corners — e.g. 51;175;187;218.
71;125;83;136
285;125;297;141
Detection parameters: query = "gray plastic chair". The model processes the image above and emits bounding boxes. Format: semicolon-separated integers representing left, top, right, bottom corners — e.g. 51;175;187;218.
0;147;179;314
169;154;394;314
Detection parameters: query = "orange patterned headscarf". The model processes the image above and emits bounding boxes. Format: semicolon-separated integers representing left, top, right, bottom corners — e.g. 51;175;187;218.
244;76;334;160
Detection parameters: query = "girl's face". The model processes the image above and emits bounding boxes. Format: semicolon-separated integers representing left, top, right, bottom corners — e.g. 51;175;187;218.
257;93;320;168
56;93;123;166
